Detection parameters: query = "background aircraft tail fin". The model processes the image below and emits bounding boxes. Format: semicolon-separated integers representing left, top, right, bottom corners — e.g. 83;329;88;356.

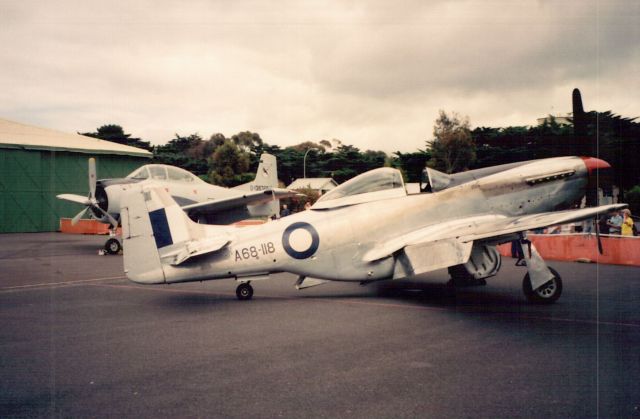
235;153;280;218
234;153;279;191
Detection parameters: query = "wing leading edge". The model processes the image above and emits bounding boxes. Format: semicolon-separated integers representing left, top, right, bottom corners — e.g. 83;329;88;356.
363;203;627;263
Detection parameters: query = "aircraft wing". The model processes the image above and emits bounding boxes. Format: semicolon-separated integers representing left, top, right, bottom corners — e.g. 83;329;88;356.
457;203;627;243
181;188;298;215
363;203;627;262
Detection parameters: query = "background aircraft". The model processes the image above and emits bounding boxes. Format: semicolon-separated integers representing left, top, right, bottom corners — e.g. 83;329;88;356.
58;154;294;253
120;155;625;303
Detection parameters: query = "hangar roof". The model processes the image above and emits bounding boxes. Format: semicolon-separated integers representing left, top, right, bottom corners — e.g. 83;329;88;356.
287;178;338;191
0;118;152;157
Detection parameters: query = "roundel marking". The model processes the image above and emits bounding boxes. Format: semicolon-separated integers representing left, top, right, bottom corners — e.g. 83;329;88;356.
282;222;320;259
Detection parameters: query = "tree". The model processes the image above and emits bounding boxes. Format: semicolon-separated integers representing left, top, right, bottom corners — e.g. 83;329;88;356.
231;131;263;153
426;111;475;173
289;141;327;153
582;111;640;195
208;140;251;187
319;140;332;150
81;124;152;151
625;185;640;215
153;133;208;175
392;150;431;182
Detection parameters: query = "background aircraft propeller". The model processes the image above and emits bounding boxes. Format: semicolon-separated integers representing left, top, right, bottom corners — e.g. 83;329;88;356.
57;158;118;229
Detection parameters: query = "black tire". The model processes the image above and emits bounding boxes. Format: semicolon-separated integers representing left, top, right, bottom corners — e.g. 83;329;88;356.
104;238;121;255
236;283;254;300
522;267;563;304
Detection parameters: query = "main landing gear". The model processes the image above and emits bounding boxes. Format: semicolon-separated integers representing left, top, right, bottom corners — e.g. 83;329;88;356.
523;267;563;304
516;238;563;304
236;282;254;300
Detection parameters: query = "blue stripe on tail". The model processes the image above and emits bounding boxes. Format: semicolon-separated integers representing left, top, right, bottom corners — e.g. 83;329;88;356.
149;208;173;249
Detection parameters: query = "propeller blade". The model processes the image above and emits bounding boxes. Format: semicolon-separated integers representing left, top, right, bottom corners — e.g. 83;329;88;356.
71;207;89;225
88;158;97;199
94;205;119;229
595;216;604;255
57;193;92;205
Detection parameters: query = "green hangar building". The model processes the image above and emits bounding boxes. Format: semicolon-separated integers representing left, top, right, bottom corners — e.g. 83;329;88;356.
0;118;152;233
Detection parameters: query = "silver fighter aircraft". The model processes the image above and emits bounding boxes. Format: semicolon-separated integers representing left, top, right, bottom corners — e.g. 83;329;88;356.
120;156;626;303
58;154;294;253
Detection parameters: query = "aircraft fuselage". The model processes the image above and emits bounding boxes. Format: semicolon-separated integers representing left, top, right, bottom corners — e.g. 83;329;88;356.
132;157;594;285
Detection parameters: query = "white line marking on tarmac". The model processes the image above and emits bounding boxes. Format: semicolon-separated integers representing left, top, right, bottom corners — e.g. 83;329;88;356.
0;275;126;292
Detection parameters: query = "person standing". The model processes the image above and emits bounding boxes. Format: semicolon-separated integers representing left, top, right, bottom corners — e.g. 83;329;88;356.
621;209;634;236
607;211;623;235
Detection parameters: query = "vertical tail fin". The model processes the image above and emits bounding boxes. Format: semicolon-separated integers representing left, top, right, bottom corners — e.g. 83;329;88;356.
121;185;204;284
242;153;279;191
235;153;280;218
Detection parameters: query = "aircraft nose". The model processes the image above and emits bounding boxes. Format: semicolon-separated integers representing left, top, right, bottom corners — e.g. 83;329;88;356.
580;157;612;207
580;156;611;174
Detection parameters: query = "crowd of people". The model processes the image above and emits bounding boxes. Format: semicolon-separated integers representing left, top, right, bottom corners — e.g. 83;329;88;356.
598;209;637;236
542;209;638;236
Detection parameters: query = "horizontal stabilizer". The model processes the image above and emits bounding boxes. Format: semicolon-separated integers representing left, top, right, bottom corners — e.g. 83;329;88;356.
170;235;231;265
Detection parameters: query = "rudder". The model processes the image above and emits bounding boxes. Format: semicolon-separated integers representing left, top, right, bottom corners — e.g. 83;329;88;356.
121;186;203;284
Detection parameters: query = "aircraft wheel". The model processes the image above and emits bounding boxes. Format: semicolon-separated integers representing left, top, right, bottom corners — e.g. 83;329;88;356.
104;238;121;255
236;283;254;300
522;267;563;304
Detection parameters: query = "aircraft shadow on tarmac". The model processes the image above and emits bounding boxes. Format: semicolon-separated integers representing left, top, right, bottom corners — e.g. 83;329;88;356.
148;278;536;315
347;280;528;309
150;293;241;313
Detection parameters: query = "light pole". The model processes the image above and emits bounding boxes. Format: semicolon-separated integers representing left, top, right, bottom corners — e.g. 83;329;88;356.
303;148;312;178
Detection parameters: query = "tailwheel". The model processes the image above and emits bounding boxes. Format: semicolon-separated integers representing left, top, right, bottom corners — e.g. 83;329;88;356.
104;238;122;255
522;267;563;304
236;282;254;301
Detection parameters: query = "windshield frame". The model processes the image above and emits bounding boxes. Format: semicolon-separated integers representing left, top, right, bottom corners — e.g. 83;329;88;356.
315;167;406;205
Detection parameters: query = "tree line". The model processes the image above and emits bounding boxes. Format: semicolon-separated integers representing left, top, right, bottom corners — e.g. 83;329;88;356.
81;107;640;212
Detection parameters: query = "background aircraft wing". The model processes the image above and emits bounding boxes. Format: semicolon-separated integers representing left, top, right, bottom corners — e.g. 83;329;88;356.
363;203;627;262
181;188;298;215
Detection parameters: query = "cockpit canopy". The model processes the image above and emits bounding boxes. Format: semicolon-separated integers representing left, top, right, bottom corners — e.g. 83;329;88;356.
127;165;203;184
313;168;406;209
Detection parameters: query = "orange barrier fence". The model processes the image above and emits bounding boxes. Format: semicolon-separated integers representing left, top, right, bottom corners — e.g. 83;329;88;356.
59;219;121;235
233;219;267;227
497;234;640;267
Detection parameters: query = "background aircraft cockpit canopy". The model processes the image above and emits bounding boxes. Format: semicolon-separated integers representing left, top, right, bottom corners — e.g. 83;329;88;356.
127;165;203;183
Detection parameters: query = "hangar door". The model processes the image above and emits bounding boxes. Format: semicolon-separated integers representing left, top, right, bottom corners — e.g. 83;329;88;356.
0;149;147;233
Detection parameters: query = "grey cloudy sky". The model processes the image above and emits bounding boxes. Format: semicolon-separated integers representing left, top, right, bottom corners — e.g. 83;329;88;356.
1;0;638;152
